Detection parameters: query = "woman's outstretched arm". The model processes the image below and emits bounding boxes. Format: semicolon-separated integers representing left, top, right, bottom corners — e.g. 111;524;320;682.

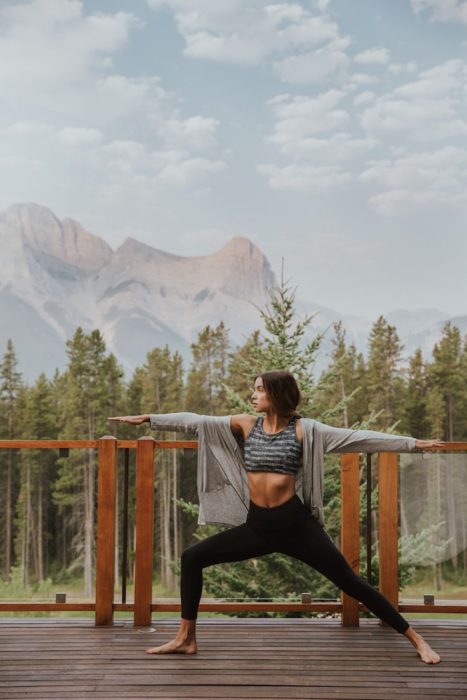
108;415;149;425
108;412;202;431
314;420;445;453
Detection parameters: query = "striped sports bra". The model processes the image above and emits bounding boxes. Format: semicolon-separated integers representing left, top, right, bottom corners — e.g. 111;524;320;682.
243;414;303;476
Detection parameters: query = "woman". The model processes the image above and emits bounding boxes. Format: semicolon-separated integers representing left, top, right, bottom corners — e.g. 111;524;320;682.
108;370;442;663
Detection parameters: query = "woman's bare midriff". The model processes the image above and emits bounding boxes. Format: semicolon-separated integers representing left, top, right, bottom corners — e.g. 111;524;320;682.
247;471;296;508
232;413;302;508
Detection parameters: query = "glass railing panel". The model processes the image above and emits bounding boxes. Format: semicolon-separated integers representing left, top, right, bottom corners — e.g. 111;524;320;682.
0;447;96;613
399;451;467;607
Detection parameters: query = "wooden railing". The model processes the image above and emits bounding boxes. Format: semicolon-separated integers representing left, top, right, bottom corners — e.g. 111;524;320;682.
0;438;466;626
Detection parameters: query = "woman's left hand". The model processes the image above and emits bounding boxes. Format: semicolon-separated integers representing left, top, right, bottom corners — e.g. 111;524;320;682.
415;439;445;450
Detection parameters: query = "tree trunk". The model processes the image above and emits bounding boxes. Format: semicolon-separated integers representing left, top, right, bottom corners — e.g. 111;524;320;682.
371;507;379;559
434;457;443;591
157;470;163;586
29;469;38;582
461;501;466;572
5;413;13;580
62;512;67;571
84;447;94;597
400;487;408;540
173;450;180;570
114;469;119;589
339;375;348;428
446;398;458;567
162;462;170;588
167;455;175;589
37;477;44;581
22;463;31;588
5;456;12;580
131;523;136;585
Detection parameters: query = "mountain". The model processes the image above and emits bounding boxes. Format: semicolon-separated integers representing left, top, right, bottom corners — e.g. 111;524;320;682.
0;203;277;380
0;202;461;383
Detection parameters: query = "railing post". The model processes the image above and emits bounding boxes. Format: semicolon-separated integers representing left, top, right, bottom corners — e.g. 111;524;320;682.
134;437;155;626
95;436;118;626
378;452;399;625
340;453;360;626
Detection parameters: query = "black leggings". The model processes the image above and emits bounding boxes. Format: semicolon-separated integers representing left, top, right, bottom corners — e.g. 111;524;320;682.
180;494;410;634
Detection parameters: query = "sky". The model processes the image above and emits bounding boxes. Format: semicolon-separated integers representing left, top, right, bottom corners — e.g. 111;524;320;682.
0;0;465;319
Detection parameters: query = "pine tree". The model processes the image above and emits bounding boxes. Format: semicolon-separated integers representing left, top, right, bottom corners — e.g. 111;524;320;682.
186;322;231;415
429;322;464;441
426;322;465;568
366;316;406;430
140;345;185;590
0;339;23;580
314;321;365;428
53;328;125;596
404;348;430;438
14;374;58;585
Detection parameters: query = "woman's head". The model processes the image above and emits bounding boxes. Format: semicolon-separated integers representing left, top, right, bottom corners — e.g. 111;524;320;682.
251;370;302;417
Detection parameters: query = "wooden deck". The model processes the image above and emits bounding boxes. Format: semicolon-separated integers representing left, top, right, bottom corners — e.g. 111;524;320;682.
0;618;466;699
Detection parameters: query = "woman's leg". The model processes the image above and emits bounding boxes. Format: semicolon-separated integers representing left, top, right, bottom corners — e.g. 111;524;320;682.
146;522;275;655
278;513;440;663
180;522;275;619
288;520;409;632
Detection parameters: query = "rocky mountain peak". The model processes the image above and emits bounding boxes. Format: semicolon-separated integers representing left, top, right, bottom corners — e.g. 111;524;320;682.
210;236;276;293
215;236;262;259
115;237;181;263
2;202;113;272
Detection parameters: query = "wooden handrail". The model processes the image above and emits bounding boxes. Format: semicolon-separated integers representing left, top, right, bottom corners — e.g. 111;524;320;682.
0;438;465;626
0;440;465;450
0;439;198;449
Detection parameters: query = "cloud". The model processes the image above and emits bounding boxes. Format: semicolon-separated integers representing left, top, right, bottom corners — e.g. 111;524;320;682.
346;72;380;90
0;0;227;221
267;130;377;163
359;146;467;214
5;121;52;135
274;38;350;84
155;116;221;151
147;0;342;65
57;127;103;146
0;0;141;94
156;153;226;185
388;62;417;75
267;90;350;138
258;89;378;192
257;162;351;191
261;55;467;209
411;0;467;25
359;60;467;140
354;47;390;65
353;91;376;106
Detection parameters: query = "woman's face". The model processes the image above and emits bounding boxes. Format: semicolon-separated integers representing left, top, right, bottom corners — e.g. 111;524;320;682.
251;377;272;413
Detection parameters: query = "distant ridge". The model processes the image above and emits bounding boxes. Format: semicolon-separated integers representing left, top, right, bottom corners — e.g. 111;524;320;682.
0;202;460;382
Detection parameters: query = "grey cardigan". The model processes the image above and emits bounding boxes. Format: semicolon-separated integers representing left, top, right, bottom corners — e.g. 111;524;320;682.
148;413;417;528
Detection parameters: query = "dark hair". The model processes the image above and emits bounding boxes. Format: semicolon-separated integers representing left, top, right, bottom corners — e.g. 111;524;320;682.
254;370;302;418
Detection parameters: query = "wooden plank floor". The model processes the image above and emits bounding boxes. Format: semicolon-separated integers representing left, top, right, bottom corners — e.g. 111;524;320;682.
0;618;466;699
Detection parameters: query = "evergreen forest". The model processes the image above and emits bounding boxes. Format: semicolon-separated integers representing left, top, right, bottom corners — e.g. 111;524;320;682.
1;276;466;615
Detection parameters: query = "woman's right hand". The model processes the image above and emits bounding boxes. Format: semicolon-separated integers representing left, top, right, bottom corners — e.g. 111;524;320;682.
108;415;148;425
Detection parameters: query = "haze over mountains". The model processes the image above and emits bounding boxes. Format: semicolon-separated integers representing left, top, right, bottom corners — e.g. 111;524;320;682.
0;203;462;383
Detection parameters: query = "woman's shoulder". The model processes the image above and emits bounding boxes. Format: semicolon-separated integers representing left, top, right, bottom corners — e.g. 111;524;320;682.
230;414;257;438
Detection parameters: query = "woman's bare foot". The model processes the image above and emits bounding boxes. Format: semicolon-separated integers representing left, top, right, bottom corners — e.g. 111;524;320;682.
404;627;441;664
146;637;197;655
146;618;198;655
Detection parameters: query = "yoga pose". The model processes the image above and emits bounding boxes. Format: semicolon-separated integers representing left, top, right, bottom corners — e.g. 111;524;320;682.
109;370;442;664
